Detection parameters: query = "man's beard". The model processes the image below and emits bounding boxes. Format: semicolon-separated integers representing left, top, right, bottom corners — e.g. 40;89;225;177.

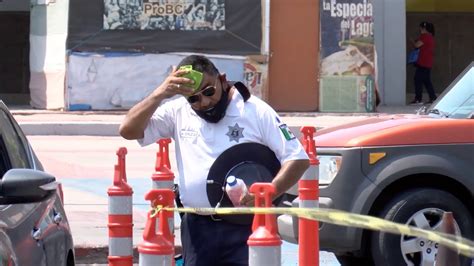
193;88;230;123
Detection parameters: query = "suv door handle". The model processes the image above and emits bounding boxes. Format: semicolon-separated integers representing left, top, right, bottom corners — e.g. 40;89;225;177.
32;227;42;240
53;212;62;224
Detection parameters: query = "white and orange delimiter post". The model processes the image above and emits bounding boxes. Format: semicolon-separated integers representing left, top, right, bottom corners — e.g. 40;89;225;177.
107;147;134;266
299;126;320;266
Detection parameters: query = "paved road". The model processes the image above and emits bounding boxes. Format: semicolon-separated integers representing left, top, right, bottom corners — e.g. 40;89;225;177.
15;105;423;264
27;135;341;265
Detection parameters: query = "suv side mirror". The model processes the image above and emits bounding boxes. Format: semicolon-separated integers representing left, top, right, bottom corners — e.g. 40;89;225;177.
0;169;57;204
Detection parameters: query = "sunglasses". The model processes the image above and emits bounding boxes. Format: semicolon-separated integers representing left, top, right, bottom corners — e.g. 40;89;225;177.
187;86;216;104
187;78;219;104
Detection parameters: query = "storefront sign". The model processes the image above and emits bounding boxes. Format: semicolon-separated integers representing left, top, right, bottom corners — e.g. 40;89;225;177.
70;0;261;55
104;0;225;30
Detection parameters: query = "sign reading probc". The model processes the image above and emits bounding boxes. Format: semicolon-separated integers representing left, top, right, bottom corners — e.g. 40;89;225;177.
143;3;185;16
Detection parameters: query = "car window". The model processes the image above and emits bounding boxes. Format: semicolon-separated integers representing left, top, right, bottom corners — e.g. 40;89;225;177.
0;137;9;177
429;66;474;118
0;110;30;174
7;107;35;165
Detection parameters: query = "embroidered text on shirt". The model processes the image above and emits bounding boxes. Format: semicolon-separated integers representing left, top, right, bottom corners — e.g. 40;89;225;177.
180;129;199;138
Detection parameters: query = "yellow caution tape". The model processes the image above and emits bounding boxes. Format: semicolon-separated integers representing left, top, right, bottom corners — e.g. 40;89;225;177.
151;206;474;258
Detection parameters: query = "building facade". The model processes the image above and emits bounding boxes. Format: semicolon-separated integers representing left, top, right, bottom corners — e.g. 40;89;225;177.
0;0;472;111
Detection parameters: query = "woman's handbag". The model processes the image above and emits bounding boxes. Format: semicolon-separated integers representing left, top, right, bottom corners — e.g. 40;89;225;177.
408;49;420;64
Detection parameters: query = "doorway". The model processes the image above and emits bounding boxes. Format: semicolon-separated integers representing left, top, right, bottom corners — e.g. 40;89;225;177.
0;8;30;106
405;1;474;102
268;0;319;111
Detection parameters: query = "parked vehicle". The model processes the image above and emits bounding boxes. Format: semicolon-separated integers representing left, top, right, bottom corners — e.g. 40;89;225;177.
0;101;75;266
278;62;474;265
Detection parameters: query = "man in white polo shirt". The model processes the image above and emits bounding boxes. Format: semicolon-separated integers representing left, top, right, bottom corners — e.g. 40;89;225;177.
120;55;309;266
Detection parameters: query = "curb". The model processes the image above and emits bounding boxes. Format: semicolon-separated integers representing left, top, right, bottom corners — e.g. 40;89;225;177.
20;122;120;136
19;122;311;137
15;105;419;136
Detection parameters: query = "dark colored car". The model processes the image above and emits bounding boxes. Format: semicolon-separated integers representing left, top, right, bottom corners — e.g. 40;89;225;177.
278;62;474;265
0;101;75;265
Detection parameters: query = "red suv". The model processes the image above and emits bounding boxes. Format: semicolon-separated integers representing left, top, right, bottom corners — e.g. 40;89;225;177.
278;62;474;265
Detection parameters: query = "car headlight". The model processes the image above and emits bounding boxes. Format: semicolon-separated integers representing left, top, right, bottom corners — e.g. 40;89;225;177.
318;155;342;185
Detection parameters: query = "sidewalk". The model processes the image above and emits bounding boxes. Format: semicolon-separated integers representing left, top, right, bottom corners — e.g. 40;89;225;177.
12;104;420;136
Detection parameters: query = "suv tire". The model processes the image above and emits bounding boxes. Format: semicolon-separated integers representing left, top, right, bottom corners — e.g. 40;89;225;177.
371;188;473;266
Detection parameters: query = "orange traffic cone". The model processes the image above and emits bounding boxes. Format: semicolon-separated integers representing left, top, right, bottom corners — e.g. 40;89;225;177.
436;212;460;266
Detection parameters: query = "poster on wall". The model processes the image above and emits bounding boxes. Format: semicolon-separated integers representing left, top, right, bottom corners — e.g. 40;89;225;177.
68;0;261;55
319;0;378;112
104;0;226;31
243;57;267;100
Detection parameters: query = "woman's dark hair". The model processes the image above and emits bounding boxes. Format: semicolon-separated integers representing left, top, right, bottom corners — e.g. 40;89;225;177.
420;21;435;36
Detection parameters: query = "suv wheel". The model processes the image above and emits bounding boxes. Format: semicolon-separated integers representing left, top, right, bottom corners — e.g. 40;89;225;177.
371;188;473;266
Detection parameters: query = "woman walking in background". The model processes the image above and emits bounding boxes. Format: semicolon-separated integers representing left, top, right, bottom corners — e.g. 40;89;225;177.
410;21;437;105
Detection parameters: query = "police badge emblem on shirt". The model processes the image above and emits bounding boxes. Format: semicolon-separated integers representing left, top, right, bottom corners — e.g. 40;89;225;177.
226;123;244;143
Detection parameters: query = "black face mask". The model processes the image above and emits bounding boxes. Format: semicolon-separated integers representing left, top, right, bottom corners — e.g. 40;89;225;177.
193;87;230;123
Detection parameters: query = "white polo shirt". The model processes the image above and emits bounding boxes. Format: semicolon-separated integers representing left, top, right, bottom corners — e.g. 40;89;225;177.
139;90;308;208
